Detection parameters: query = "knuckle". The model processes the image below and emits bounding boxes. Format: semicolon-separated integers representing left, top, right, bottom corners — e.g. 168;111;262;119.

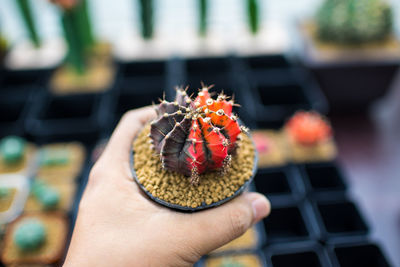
228;206;250;238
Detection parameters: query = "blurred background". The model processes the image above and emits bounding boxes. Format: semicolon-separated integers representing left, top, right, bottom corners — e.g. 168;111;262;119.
0;0;399;266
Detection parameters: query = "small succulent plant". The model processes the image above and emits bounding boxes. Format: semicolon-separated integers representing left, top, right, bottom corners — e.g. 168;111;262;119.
149;86;245;185
285;111;332;146
316;0;393;44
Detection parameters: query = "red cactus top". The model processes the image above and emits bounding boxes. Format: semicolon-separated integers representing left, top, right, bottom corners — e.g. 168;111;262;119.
285;111;332;146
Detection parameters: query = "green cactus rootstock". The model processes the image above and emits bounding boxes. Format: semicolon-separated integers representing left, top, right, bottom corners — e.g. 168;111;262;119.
247;0;260;35
316;0;393;45
138;0;154;39
198;0;208;37
15;0;41;48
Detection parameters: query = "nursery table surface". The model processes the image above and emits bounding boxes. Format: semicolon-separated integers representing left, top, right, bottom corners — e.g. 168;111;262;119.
333;114;400;267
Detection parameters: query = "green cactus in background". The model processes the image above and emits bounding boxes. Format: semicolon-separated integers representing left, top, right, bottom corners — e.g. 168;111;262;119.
138;0;154;39
15;0;41;48
58;0;96;74
198;0;208;37
316;0;393;45
247;0;260;35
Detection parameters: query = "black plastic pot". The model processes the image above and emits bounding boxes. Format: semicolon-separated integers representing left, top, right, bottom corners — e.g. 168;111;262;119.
262;200;320;244
264;241;333;267
311;198;369;241
329;242;392;267
253;166;306;205
300;162;347;198
308;63;399;115
297;26;400;115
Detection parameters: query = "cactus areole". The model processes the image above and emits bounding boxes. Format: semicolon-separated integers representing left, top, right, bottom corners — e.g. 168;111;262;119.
149;86;245;185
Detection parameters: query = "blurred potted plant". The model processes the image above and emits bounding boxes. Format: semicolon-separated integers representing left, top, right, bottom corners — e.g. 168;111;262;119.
49;0;116;95
5;0;66;70
298;0;400;114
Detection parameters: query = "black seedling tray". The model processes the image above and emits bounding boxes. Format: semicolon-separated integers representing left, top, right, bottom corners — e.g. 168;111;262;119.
240;55;328;127
164;56;257;128
245;55;291;70
264;241;333;267
122;59;166;78
179;56;236;97
0;68;50;100
329;241;392;267
254;166;306;205
262;200;320;244
0;95;32;138
248;68;326;128
311;198;369;242
25;91;108;143
300;162;347;198
110;60;167;128
113;76;165;126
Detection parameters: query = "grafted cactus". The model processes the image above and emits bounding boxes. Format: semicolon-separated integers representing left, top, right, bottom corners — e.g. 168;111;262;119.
316;0;393;44
149;86;244;185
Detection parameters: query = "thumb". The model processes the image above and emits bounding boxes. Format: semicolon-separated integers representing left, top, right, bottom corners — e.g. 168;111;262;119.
188;192;270;256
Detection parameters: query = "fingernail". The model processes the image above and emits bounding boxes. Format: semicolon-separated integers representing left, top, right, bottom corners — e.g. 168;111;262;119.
251;196;270;223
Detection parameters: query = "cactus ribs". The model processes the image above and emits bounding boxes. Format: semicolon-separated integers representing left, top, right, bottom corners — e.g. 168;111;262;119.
149;85;246;185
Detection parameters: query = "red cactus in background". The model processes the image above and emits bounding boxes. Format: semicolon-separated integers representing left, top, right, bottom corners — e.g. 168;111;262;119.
285;111;332;146
149;85;243;185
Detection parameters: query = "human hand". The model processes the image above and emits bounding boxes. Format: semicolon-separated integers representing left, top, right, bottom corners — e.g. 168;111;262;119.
63;106;271;267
